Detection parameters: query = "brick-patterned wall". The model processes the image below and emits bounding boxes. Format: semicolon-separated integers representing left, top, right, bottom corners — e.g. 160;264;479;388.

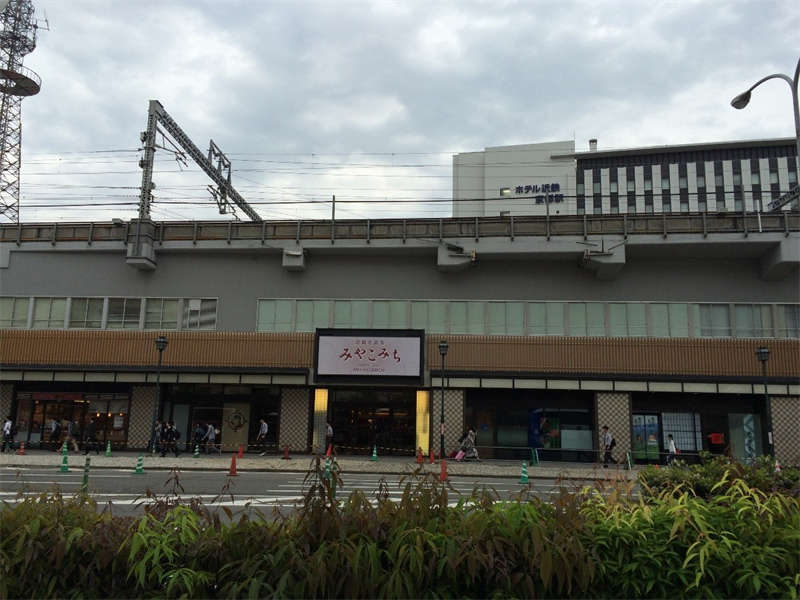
280;388;309;453
595;392;631;460
431;389;464;455
128;385;156;449
772;396;800;466
0;383;13;424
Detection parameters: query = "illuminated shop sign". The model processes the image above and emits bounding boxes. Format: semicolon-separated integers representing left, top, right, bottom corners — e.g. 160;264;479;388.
314;329;424;383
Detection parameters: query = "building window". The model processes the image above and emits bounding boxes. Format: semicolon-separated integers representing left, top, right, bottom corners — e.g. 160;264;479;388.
769;171;778;184
257;299;293;332
715;174;724;187
0;297;30;328
576;183;584;195
679;176;687;188
650;303;689;338
789;171;798;185
697;174;705;188
779;305;800;338
751;173;760;185
182;298;217;330
734;304;772;338
32;298;66;329
144;298;178;329
373;300;407;329
527;302;564;336
69;298;104;329
732;173;742;186
644;179;652;191
107;298;141;329
608;303;646;337
661;177;670;190
627;180;635;192
592;181;601;194
488;301;524;335
609;181;618;193
699;304;731;337
567;303;605;336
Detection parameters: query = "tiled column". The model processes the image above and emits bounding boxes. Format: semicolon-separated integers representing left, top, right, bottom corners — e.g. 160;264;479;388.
0;383;13;422
431;389;464;455
771;396;800;466
280;388;310;453
595;392;631;456
128;385;156;449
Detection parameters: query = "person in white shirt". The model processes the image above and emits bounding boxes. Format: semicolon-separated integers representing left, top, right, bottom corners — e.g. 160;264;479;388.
257;418;269;456
601;425;615;467
325;422;333;453
1;416;13;453
666;434;677;465
204;422;217;454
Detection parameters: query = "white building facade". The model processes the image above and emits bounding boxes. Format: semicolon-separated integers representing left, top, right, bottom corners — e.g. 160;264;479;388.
453;138;799;217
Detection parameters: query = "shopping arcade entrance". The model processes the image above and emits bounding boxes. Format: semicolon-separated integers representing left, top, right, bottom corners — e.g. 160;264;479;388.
328;388;417;455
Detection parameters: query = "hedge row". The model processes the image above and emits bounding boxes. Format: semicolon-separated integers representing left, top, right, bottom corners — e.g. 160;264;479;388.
1;464;799;599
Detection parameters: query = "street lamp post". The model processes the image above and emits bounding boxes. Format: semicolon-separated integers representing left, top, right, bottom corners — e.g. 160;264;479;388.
438;340;449;460
731;57;800;206
755;346;774;457
149;336;168;453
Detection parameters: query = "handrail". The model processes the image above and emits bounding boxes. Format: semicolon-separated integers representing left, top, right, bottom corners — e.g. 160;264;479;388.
2;211;798;245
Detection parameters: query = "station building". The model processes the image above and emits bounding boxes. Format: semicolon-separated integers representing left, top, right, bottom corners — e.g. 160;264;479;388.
1;211;799;464
453;137;799;217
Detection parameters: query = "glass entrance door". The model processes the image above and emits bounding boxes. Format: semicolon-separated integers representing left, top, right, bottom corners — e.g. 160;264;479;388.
330;389;415;455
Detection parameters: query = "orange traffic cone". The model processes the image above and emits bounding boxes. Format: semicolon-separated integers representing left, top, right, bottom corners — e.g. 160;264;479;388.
16;441;26;455
238;445;244;459
416;447;423;464
282;444;291;460
429;448;435;464
228;453;238;476
440;459;447;482
325;444;332;458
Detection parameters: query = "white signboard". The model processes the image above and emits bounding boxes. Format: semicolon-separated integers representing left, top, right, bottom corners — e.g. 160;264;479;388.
317;335;421;377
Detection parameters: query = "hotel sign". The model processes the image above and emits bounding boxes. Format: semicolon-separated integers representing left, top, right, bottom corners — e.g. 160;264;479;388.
314;329;424;384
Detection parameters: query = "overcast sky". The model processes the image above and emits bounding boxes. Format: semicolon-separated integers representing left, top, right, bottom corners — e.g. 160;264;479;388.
14;0;800;222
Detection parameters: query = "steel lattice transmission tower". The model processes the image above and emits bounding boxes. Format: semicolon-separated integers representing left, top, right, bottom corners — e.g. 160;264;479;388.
0;0;41;223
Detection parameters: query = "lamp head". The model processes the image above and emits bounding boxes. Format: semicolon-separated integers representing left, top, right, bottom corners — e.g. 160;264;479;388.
438;340;449;357
755;346;770;363
731;90;751;109
155;336;168;351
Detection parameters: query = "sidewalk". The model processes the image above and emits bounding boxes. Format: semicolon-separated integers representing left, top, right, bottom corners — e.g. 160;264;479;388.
0;449;639;481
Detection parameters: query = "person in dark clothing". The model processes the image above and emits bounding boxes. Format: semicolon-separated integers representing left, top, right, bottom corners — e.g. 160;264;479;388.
160;421;180;457
49;419;61;451
83;418;99;455
193;422;205;451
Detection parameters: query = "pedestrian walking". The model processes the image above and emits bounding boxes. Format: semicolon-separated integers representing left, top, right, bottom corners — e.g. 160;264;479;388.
65;419;80;452
161;421;180;457
193;422;205;450
151;420;163;454
325;421;333;453
601;425;616;467
49;419;61;451
1;416;14;453
83;417;99;455
666;433;677;465
257;418;269;456
204;422;217;454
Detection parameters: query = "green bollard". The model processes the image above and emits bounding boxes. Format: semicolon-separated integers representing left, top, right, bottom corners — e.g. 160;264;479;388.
59;442;69;473
105;441;112;457
626;451;633;471
370;445;378;461
81;456;90;494
133;453;144;475
520;460;529;484
193;444;200;458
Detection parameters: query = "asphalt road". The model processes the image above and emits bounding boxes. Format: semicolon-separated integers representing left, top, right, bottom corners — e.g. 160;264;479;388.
1;466;622;516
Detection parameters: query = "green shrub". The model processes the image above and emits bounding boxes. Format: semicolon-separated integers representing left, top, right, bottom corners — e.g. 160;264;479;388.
2;460;799;599
639;452;800;499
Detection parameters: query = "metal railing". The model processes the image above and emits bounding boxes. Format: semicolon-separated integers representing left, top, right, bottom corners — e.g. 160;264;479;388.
2;211;798;246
